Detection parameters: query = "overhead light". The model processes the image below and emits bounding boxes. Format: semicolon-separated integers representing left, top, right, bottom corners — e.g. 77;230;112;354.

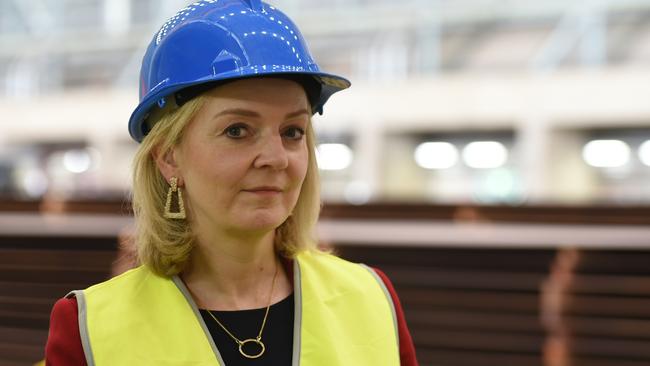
19;169;48;198
63;149;92;174
414;142;458;169
344;180;372;205
462;141;508;169
316;143;353;171
639;140;650;167
582;139;630;168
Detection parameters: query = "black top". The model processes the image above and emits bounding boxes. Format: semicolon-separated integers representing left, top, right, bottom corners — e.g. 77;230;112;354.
199;294;294;366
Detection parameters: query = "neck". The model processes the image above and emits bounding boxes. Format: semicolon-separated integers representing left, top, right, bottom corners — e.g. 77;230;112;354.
181;227;290;311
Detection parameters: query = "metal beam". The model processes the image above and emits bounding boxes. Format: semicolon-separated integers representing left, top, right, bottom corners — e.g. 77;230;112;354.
531;1;608;71
10;0;54;36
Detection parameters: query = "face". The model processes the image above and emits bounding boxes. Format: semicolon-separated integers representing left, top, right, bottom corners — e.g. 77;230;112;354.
161;78;310;237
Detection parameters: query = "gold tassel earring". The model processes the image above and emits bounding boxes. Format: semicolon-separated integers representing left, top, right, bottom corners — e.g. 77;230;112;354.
164;177;186;219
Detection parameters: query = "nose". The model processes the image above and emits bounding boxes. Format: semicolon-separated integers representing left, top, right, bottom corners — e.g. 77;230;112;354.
253;133;289;170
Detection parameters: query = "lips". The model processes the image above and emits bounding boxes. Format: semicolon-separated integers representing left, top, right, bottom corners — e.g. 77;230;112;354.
242;186;284;197
244;186;283;192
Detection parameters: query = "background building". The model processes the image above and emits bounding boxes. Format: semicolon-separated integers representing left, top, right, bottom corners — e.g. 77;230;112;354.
2;2;650;366
2;0;650;205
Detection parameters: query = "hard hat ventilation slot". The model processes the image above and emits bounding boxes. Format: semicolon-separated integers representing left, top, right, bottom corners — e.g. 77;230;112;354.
241;0;263;11
212;50;242;76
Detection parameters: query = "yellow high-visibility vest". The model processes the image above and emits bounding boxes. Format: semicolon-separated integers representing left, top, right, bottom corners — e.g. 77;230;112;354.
69;251;400;365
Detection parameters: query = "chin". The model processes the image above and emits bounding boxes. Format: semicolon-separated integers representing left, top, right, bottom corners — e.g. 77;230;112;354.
238;211;289;232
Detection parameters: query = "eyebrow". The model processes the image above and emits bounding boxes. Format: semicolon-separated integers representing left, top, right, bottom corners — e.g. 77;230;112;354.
212;108;310;120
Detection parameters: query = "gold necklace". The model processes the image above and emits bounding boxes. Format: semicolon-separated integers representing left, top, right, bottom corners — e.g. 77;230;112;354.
207;261;278;359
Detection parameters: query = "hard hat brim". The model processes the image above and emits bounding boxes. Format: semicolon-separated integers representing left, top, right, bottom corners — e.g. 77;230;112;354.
128;70;350;143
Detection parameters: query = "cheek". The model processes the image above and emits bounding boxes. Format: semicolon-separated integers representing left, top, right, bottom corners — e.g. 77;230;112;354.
290;149;309;184
178;150;229;202
184;144;245;179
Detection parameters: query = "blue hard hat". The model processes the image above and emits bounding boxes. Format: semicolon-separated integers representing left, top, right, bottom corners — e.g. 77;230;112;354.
128;0;351;143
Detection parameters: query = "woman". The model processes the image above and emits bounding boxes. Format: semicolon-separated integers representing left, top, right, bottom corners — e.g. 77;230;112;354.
45;0;417;365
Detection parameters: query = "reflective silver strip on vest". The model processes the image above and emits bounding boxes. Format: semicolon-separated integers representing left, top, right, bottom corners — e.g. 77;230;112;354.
171;275;227;366
359;264;400;350
291;260;303;366
66;290;96;366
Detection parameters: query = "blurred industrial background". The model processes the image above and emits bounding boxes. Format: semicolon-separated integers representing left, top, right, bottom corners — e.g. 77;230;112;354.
3;0;650;204
2;0;650;365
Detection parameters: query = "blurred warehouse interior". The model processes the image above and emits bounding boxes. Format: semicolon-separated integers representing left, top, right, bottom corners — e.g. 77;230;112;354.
2;0;650;205
3;2;650;366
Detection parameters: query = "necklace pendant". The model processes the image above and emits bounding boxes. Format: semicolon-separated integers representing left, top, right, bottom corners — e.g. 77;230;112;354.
238;338;266;359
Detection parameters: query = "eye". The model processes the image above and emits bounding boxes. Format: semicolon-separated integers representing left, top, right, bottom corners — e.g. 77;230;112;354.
224;124;249;138
283;126;305;140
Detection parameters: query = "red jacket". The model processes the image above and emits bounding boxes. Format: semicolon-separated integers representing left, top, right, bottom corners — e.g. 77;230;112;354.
45;266;418;365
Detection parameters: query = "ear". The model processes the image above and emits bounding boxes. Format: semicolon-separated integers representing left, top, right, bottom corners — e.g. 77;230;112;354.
153;145;183;186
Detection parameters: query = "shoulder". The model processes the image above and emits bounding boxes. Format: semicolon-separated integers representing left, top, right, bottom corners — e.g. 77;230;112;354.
50;296;79;325
296;251;395;300
368;267;420;366
296;249;368;273
78;266;178;323
46;297;87;365
369;267;398;297
296;252;419;364
82;265;151;296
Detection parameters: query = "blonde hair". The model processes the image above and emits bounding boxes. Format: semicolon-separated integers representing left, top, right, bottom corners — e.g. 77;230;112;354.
131;92;321;277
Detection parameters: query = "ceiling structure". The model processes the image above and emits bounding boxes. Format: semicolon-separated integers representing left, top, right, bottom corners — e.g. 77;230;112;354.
3;0;650;98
